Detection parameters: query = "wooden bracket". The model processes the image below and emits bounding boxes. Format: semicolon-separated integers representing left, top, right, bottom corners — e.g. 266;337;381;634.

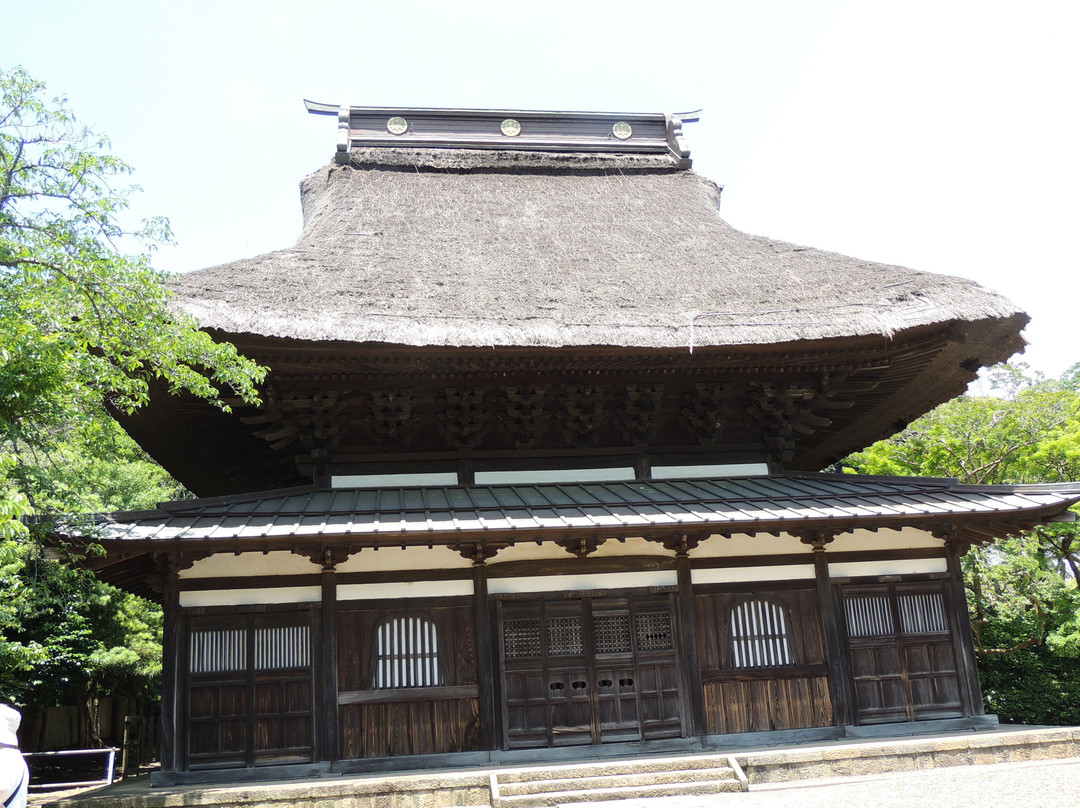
794;528;841;550
557;536;601;559
296;545;353;570
456;541;507;563
657;531;707;556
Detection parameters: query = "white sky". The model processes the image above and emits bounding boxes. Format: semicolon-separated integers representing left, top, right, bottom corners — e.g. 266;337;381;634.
7;0;1078;376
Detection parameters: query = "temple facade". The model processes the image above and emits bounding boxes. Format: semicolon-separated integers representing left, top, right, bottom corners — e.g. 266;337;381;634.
81;105;1080;784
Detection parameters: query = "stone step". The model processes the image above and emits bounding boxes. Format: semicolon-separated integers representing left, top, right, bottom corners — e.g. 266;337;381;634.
497;753;737;782
497;766;737;797
498;778;745;807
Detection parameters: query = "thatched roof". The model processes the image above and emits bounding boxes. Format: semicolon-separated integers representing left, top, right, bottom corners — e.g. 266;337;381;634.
172;148;1025;352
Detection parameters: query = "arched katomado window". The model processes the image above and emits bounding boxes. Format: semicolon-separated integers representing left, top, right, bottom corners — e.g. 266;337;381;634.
729;599;794;668
370;614;445;688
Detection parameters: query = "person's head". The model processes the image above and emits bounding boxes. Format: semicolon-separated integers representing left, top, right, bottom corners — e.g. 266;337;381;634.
0;705;20;746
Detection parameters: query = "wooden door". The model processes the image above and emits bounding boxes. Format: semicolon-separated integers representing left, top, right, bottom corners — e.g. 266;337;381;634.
185;613;314;769
840;582;962;724
499;594;683;749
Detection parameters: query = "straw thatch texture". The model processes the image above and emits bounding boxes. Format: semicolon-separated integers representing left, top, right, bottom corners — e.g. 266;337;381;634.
173;153;1023;349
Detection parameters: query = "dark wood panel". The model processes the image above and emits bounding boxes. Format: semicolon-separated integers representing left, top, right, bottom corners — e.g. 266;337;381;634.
339;685;479;704
703;676;832;734
338;699;481;758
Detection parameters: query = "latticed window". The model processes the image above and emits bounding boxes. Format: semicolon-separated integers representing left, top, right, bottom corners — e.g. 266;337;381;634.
189;628;247;674
843;594;894;637
371;615;445;688
897;592;948;634
843;590;949;637
730;600;794;668
189;624;311;674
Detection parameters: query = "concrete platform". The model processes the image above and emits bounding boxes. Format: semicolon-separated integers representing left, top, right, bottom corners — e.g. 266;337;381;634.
40;725;1080;808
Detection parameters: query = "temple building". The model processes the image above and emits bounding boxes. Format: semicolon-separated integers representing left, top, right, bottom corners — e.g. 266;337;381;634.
79;105;1080;784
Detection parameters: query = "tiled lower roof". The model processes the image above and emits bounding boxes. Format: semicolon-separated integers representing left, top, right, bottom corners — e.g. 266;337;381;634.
90;474;1080;548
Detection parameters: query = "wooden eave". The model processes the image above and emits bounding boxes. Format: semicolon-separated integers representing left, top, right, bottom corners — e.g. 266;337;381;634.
67;474;1080;601
114;321;1022;497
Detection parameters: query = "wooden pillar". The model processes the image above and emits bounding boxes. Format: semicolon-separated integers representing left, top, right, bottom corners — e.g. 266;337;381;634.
320;562;340;761
157;556;181;773
946;543;985;716
811;542;852;727
473;560;497;749
674;551;705;737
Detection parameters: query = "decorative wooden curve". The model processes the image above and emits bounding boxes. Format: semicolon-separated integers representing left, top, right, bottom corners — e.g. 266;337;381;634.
744;376;856;462
614;384;665;446
436;388;486;449
558;385;608;447
230;370;895;481
496;386;550;449
681;382;731;445
366;389;415;450
241;384;350;478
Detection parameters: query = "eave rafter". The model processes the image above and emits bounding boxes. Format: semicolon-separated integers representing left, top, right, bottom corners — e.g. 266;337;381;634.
94;511;1069;564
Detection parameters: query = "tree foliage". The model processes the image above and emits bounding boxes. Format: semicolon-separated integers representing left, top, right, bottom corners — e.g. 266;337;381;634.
0;64;265;535
838;362;1080;722
0;65;265;743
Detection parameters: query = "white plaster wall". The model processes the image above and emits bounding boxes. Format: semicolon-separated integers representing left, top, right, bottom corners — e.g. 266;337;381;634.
474;467;634;484
587;536;673;559
179;551;320;579
487;541;577;564
651;463;770;479
692;533;808;558
692;565;815;585
335;544;473;574
487;570;677;595
829;558;948;578
331;472;457;487
337;580;474;601
179;586;322;607
826;527;945;553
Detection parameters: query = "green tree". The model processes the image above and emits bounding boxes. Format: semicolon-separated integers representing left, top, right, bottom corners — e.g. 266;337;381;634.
0;64;265;537
0;65;265;744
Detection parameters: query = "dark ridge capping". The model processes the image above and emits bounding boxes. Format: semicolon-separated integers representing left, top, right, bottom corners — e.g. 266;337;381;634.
305;101;697;169
346;147;686;176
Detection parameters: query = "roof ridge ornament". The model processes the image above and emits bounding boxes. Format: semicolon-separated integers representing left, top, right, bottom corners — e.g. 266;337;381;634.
304;101;697;168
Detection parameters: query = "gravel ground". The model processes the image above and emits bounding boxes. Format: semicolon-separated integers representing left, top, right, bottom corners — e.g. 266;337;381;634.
573;757;1080;808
